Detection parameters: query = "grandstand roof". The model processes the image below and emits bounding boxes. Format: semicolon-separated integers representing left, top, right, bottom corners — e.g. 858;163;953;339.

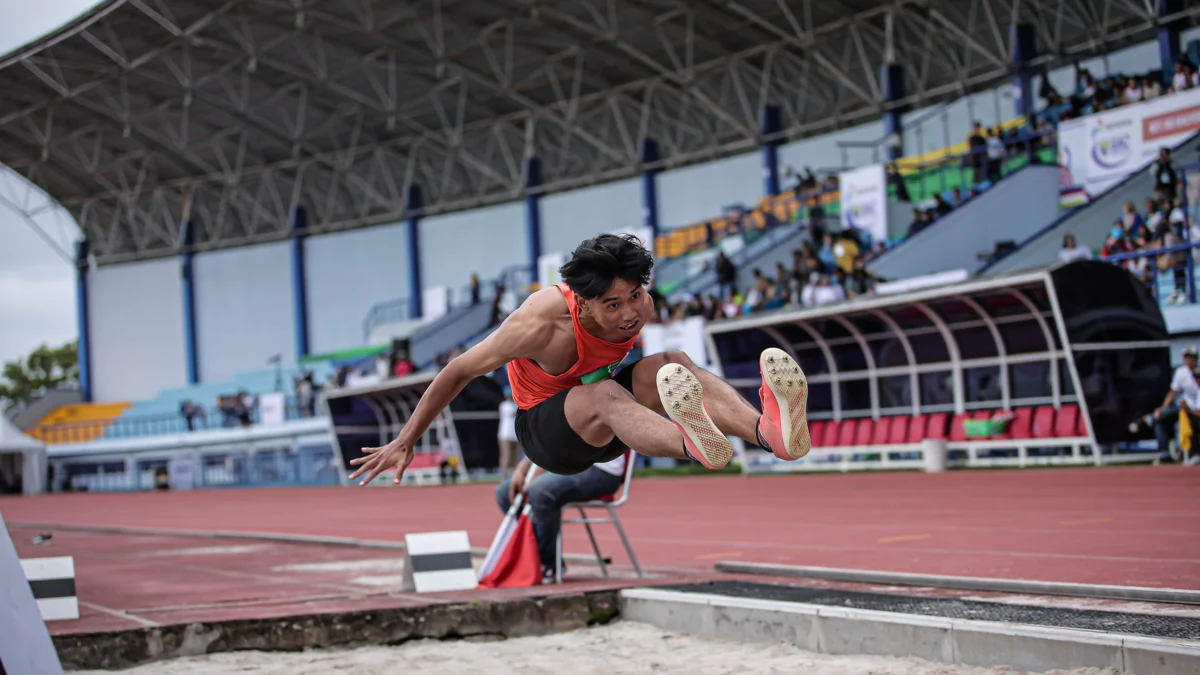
2;0;1197;264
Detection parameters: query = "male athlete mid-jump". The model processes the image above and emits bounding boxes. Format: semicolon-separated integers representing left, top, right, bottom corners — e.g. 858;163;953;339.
350;233;810;483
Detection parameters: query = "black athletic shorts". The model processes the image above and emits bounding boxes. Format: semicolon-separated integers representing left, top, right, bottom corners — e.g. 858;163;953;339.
514;359;640;475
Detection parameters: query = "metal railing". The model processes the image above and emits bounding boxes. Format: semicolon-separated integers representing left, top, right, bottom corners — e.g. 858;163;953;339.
29;398;311;445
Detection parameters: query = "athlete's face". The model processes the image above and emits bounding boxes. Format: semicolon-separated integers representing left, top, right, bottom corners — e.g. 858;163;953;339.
583;279;645;336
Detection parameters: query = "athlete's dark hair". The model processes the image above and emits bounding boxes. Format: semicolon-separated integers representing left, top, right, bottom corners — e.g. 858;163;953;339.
559;233;654;299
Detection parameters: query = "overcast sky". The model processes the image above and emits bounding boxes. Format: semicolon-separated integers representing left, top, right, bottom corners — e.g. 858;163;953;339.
0;0;102;368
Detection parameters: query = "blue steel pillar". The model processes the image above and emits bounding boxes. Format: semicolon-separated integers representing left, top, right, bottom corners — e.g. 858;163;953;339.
639;139;661;240
405;184;424;319
524;156;543;283
74;240;92;402
880;64;906;161
180;220;199;384
1011;24;1036;119
1160;0;1183;87
761;105;782;196
289;205;310;359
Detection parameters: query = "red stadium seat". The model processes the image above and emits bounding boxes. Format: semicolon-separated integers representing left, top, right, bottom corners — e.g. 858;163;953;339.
855;418;876;446
1055;404;1081;437
906;414;928;443
808;420;826;448
948;412;972;442
871;417;892;446
972;409;994;439
838;419;859;446
1032;406;1056;438
921;410;950;441
888;416;910;444
992;407;1033;440
821;420;841;447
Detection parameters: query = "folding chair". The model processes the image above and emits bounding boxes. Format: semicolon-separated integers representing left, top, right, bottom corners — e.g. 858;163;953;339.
553;451;643;583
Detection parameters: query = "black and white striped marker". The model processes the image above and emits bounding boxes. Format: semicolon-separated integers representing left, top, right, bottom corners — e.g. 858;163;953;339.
400;531;476;593
0;512;65;675
20;557;79;622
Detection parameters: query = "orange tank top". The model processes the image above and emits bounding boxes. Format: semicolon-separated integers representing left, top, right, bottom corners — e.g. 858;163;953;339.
508;282;638;410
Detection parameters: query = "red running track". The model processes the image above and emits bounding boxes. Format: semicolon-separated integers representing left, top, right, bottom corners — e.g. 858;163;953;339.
3;465;1198;634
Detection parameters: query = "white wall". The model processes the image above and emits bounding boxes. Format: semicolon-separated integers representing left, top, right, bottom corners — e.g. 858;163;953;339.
541;178;643;256
419;202;525;294
88;258;185;402
779;121;884;179
193;242;294;383
658;151;762;229
305;222;409;353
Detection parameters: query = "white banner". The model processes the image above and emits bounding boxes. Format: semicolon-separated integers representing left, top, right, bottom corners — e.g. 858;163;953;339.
838;163;888;245
1058;88;1200;206
537;251;566;290
258;391;286;425
168;456;196;490
641;316;709;368
422;285;449;321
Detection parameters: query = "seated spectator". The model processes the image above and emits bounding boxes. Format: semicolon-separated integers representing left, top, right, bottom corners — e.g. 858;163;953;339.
1152;346;1200;462
951;187;965;207
1101;226;1132;259
1124;76;1144;104
1059;233;1092;263
844;257;877;299
1121;200;1145;239
801;273;846;307
933;194;952;216
907;207;925;237
496;454;627;583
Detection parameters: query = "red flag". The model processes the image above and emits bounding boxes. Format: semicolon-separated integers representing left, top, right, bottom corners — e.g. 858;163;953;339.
477;504;543;588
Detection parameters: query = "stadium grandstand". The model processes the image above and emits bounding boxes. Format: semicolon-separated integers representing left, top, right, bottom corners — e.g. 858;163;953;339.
4;0;1200;491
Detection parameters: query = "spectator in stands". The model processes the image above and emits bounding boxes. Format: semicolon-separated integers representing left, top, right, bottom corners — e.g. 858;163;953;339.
986;128;1005;182
807;196;827;244
887;164;911;202
801;272;845;307
818;233;838;270
950;187;965;207
470;273;481;305
497;387;520;477
907;207;927;237
1101;225;1133;259
180;400;204;431
933;194;952;216
967;121;987;184
1124;76;1144;104
715;251;737;299
843;257;877;299
1150;148;1179;202
1121;200;1145;239
1151;346;1200;462
496;453;627;583
1058;234;1092;263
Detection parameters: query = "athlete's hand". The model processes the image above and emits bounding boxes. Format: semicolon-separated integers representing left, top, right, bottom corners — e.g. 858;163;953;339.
349;437;414;486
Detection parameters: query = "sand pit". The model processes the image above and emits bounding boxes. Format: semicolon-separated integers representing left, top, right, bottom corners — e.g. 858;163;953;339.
78;621;1119;675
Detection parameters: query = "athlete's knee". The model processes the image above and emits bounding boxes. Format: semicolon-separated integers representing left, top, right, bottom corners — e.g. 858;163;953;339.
641;349;695;372
589;378;634;406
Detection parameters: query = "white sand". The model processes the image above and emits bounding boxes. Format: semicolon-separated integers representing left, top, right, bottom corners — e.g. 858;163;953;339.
79;621;1120;675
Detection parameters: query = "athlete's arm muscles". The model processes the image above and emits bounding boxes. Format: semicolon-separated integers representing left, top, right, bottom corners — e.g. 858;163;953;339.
349;292;558;484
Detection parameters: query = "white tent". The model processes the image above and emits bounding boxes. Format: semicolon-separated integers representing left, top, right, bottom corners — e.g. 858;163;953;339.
0;416;47;495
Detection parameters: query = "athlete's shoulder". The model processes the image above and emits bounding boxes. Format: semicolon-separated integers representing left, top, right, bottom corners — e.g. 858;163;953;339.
519;285;571;322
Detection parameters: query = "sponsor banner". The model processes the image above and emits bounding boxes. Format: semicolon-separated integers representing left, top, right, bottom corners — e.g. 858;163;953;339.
422;285;449;322
1058;88;1200;207
258;391;286;425
838;163;888;245
641;316;709;369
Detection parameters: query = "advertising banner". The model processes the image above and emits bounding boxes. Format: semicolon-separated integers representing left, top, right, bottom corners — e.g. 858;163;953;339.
1058;88;1200;207
422;285;449;322
838;163;888;245
258;391;286;425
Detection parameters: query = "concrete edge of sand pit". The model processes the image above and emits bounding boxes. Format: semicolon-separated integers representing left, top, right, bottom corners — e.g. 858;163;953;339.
620;587;1200;675
8;520;605;566
53;590;621;670
712;561;1200;606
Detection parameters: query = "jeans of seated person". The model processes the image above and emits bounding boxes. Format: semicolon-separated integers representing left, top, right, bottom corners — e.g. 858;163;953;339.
495;467;624;571
1154;403;1180;456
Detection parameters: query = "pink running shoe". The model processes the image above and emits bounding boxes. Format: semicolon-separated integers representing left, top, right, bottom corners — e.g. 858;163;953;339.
657;363;733;469
757;348;811;460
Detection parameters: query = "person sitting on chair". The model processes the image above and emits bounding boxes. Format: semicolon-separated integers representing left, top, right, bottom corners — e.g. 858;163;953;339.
495;453;626;583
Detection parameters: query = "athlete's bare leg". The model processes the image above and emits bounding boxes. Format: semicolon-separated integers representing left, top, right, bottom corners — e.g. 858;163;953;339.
561;379;691;460
626;350;759;443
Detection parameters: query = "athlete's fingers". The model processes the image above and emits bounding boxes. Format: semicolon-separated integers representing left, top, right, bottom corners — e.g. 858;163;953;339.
360;446;383;455
349;456;370;466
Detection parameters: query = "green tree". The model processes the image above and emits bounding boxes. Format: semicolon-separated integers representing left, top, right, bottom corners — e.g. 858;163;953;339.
0;341;78;413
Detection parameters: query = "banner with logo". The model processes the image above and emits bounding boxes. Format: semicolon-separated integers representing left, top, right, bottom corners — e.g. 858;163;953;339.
1058;88;1200;207
838;163;888;245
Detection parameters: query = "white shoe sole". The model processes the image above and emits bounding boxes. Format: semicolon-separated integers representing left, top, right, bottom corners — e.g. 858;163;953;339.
656;364;733;468
760;347;811;459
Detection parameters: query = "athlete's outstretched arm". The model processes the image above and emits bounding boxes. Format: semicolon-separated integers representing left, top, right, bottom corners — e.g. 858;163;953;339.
349;293;555;485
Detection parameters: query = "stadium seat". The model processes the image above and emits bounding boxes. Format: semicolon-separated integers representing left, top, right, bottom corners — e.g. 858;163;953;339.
994;407;1034;440
924;413;949;440
888;416;910;444
821;420;841;447
871;417;892;446
838;419;860;446
905;414;928;443
1032;406;1057;438
1055;404;1082;437
948;412;972;442
855;418;876;446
